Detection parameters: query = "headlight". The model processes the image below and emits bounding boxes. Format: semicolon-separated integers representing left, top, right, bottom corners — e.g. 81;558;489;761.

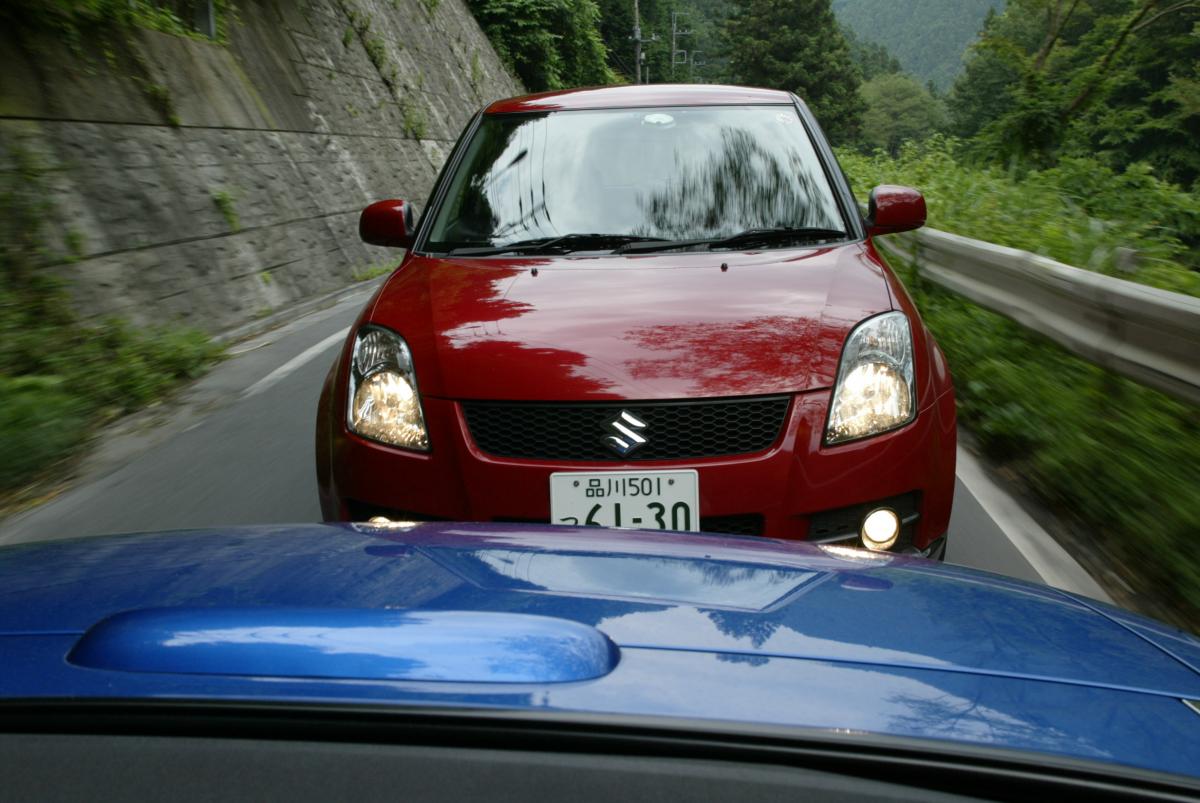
347;326;429;450
825;312;915;445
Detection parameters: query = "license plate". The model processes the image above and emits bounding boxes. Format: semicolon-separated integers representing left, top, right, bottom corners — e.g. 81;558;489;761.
549;470;699;531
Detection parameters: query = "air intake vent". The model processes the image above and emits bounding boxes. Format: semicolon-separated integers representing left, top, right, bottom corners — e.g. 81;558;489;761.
462;396;790;461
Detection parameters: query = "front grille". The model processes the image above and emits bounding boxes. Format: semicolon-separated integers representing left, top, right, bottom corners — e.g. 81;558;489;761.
462;396;791;461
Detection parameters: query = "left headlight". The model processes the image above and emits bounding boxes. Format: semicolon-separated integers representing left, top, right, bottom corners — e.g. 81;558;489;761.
825;312;916;445
347;326;429;450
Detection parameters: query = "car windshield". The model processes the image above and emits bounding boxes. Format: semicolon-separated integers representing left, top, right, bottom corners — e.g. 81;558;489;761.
424;105;846;253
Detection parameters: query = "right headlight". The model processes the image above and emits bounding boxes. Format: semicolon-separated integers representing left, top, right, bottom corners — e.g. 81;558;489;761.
347;325;429;451
824;312;916;445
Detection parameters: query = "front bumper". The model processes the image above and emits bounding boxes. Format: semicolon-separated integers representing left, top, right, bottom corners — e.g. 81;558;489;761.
321;387;956;551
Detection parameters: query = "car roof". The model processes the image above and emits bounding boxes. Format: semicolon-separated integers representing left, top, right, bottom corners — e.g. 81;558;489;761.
484;83;795;114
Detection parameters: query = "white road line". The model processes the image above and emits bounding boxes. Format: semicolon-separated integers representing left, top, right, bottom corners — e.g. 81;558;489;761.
243;328;348;398
955;446;1113;603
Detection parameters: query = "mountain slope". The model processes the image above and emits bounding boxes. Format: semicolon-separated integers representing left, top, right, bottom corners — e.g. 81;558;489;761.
832;0;1002;89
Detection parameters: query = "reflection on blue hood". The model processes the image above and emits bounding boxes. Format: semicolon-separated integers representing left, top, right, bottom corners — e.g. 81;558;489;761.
1;522;1198;778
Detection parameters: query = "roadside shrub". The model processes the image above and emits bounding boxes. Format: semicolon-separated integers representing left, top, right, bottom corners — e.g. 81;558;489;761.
1;147;222;496
0;377;88;490
901;259;1200;621
840;142;1200;623
837;137;1200;296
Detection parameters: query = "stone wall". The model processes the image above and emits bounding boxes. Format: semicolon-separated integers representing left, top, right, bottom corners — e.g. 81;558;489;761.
0;0;522;332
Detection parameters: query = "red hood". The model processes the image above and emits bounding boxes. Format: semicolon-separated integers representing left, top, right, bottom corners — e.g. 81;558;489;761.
369;244;893;401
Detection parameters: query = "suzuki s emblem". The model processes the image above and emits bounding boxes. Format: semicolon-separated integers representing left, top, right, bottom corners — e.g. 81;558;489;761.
603;410;648;456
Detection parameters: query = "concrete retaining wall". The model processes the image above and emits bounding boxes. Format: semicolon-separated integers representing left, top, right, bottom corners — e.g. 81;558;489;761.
0;0;522;332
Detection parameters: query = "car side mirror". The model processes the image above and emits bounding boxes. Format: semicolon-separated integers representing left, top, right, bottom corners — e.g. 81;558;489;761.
865;185;926;237
360;199;415;248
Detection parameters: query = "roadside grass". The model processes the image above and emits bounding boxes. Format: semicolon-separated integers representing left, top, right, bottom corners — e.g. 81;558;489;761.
1;149;222;497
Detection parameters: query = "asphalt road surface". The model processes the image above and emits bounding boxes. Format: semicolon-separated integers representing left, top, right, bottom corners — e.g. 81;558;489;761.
0;282;1107;601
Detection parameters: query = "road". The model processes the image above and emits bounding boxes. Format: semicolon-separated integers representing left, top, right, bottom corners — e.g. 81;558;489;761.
0;282;1109;602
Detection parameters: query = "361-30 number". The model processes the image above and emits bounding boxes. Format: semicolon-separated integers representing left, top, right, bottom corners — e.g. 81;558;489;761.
575;501;691;530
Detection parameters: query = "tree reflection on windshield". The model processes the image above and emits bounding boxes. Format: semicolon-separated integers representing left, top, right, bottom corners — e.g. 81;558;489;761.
425;106;844;251
636;128;840;238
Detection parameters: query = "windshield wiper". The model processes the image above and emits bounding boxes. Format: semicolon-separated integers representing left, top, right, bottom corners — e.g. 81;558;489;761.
706;227;848;250
448;234;664;256
615;227;848;254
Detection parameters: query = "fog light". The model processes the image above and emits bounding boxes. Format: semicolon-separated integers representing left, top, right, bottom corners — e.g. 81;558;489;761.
861;508;900;551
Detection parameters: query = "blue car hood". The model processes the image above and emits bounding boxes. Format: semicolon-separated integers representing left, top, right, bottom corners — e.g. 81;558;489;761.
1;523;1199;777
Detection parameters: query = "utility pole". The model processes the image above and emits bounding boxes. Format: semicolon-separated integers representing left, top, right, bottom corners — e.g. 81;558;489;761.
633;0;642;84
630;0;658;84
670;11;691;81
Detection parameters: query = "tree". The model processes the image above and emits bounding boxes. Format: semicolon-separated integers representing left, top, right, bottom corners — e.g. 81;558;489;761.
724;0;865;143
841;24;903;80
860;73;949;154
465;0;616;91
949;0;1200;184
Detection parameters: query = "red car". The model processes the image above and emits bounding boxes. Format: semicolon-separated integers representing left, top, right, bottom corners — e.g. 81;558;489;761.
316;84;956;557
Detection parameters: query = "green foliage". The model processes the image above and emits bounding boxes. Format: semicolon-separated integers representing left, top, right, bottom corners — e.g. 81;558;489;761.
841;23;902;80
469;50;483;91
64;229;85;260
420;0;441;14
840;133;1200;622
0;377;88;491
1;148;221;493
351;262;397;282
2;0;236;42
339;1;400;91
465;0;616;90
859;73;948;155
725;0;864;143
891;260;1200;618
143;82;180;127
400;98;427;139
590;0;728;83
832;0;1002;89
838;137;1200;292
211;190;239;231
364;37;387;73
950;0;1200;187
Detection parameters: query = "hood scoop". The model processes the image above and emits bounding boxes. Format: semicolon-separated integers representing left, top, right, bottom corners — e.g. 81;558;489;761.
68;607;618;684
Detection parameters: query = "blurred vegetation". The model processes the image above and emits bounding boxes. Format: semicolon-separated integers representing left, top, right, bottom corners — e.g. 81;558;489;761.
1;0;237;44
840;137;1200;622
839;137;1200;295
886;256;1200;620
0;149;221;495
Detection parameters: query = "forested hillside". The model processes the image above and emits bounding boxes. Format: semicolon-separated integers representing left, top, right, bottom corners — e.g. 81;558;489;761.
832;0;1001;88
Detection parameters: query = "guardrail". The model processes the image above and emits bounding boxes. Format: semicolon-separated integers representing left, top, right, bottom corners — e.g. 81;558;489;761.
875;228;1200;406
